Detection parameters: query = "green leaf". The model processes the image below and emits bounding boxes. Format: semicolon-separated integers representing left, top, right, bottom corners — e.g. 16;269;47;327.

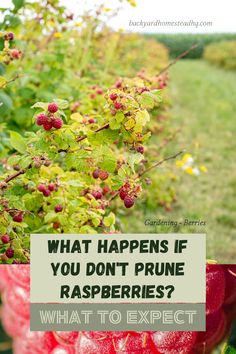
45;212;58;223
150;89;162;103
31;102;48;110
100;155;117;173
103;212;116;227
222;345;236;354
135;110;150;126
115;111;125;123
13;0;25;11
138;92;155;109
9;131;27;154
109;119;121;130
54;99;69;109
126;152;143;172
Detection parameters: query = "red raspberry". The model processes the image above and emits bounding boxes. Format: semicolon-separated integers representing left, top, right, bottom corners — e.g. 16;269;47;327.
114;101;123;110
92;191;103;200
90;93;96;99
98;170;109;180
52;118;63;129
124;195;135;208
10;49;21;59
109;93;118;101
206;263;225;315
223;265;236;305
48;102;58;113
6;284;30;319
194;309;226;353
43;121;53;131
115;81;122;88
1;234;10;244
48;183;55;191
96;88;103;94
43;189;51;197
13;212;23;222
6;247;14;259
4;32;14;41
119;188;128;200
55;204;63;213
53;222;60;229
88;118;95;124
136;145;144;154
103;185;110;195
37;184;47;193
92;169;100;179
152;331;197;354
36;113;48;126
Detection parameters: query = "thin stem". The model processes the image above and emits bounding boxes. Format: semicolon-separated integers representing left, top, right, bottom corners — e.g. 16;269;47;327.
6;73;21;85
0;169;26;189
76;123;109;142
157;44;198;77
138;150;184;177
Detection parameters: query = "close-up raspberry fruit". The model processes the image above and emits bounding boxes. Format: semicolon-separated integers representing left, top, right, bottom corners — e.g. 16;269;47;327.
37;183;47;193
4;32;14;41
110;93;118;101
206;263;225;315
52;118;63;129
124;195;135;208
1;234;10;244
48;102;58;113
92;169;100;179
5;247;14;258
43;121;53;131
114;101;123;110
98;170;109;180
13;212;23;223
36;113;48;126
55;204;63;213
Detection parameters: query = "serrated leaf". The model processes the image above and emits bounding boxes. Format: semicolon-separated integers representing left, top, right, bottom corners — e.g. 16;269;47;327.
127;152;143;172
10;131;27;154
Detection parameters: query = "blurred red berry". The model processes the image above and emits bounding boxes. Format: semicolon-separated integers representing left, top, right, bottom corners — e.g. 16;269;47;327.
36;113;48;126
48;102;58;113
52;118;63;129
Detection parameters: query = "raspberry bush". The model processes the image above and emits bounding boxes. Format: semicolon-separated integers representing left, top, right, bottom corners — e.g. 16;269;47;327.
0;0;185;263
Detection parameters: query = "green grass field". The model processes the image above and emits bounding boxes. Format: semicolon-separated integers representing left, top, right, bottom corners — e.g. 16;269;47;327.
122;59;236;263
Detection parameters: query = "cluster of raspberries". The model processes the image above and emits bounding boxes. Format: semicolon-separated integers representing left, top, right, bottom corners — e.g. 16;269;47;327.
35;103;63;131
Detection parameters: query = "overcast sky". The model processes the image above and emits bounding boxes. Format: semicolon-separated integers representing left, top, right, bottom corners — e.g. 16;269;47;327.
61;0;236;33
2;0;236;33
